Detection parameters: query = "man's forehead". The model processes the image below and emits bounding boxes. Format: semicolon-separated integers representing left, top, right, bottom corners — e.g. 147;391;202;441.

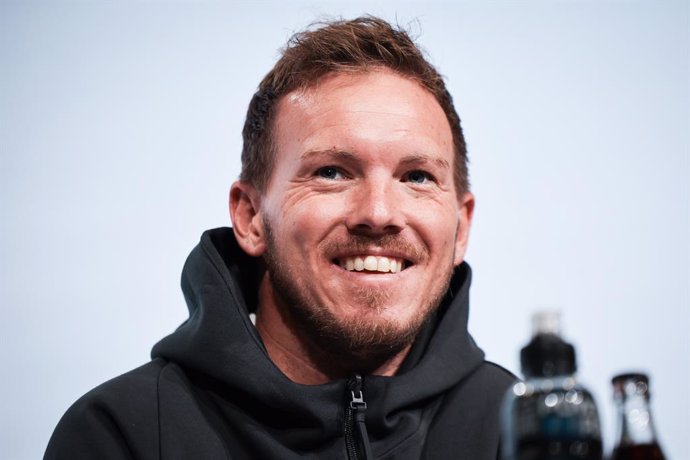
281;68;434;111
275;70;450;134
267;70;454;179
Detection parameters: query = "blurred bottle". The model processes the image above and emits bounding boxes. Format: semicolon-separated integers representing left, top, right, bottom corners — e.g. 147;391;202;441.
501;311;603;460
610;373;666;460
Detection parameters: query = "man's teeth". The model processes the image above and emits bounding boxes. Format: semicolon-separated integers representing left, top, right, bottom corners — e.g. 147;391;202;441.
339;256;405;273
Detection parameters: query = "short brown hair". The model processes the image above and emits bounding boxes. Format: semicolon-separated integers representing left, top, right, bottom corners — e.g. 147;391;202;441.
240;16;469;195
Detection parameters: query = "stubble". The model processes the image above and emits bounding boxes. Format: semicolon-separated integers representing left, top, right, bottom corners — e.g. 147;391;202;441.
260;217;454;371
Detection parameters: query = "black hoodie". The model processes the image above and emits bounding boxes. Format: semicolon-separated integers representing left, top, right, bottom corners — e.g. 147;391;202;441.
45;228;515;460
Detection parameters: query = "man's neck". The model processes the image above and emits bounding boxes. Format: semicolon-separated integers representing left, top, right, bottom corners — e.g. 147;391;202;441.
254;279;411;385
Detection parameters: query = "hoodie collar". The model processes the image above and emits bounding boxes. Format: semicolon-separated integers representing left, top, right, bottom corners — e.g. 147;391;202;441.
152;227;485;439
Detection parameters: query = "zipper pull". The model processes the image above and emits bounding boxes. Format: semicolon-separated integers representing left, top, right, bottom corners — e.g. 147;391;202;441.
345;374;374;460
350;388;366;410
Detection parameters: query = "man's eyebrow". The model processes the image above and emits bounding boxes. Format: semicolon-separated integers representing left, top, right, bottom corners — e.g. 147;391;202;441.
300;148;357;162
299;150;451;170
399;154;451;170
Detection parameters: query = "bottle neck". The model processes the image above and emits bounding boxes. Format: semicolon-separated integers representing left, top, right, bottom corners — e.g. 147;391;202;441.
615;393;659;446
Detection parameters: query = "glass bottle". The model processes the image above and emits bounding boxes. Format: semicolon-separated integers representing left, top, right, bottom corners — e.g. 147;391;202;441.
610;373;666;460
501;311;603;460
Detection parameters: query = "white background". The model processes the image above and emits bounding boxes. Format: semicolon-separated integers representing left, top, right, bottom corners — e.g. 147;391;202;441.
2;1;687;459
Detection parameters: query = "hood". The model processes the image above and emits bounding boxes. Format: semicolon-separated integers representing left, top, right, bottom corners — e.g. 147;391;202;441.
152;227;485;455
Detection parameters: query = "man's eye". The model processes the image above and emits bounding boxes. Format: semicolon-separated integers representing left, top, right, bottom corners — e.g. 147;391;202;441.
315;166;343;180
404;170;432;184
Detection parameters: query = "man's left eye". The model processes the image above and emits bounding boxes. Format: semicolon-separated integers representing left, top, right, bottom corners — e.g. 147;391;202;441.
315;166;343;180
404;170;432;184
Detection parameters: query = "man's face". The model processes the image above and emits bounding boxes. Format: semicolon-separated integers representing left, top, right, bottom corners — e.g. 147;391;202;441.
246;69;473;358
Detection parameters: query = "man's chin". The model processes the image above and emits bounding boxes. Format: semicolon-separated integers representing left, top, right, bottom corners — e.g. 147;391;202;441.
294;304;429;368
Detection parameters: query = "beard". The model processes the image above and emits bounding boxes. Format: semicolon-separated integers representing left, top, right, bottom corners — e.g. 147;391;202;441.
261;217;454;371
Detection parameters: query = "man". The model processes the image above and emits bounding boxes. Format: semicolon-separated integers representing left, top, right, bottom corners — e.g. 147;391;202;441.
45;17;515;459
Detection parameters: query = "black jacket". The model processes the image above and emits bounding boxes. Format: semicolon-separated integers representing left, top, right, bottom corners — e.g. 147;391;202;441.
45;228;515;459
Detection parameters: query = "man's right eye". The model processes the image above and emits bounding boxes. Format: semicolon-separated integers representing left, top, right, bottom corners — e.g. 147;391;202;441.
315;166;343;180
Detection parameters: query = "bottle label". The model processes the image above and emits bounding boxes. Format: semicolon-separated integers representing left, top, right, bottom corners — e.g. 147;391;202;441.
512;389;603;459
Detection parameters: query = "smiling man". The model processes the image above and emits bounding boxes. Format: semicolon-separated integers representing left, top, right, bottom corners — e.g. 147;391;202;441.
45;17;515;460
233;69;473;384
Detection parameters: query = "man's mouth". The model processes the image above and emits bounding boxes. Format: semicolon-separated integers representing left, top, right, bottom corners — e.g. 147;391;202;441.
335;255;408;273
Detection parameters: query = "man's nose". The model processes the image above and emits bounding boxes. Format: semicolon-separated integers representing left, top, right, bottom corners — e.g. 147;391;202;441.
345;178;404;235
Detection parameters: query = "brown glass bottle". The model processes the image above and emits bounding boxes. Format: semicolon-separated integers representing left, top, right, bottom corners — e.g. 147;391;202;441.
610;373;666;460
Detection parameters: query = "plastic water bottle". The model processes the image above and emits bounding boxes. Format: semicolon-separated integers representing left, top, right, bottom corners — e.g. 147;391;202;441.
501;311;603;460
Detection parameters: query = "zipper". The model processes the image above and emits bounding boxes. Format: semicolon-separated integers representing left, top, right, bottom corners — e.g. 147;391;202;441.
344;374;374;460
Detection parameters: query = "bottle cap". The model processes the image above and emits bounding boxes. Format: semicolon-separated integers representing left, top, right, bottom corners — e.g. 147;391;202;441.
531;311;561;336
521;311;577;378
612;372;650;399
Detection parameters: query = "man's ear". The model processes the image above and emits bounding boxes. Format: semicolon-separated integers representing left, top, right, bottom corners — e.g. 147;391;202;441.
229;181;266;257
453;192;475;266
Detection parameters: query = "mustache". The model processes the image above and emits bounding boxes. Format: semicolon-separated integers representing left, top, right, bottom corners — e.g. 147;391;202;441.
318;234;427;262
